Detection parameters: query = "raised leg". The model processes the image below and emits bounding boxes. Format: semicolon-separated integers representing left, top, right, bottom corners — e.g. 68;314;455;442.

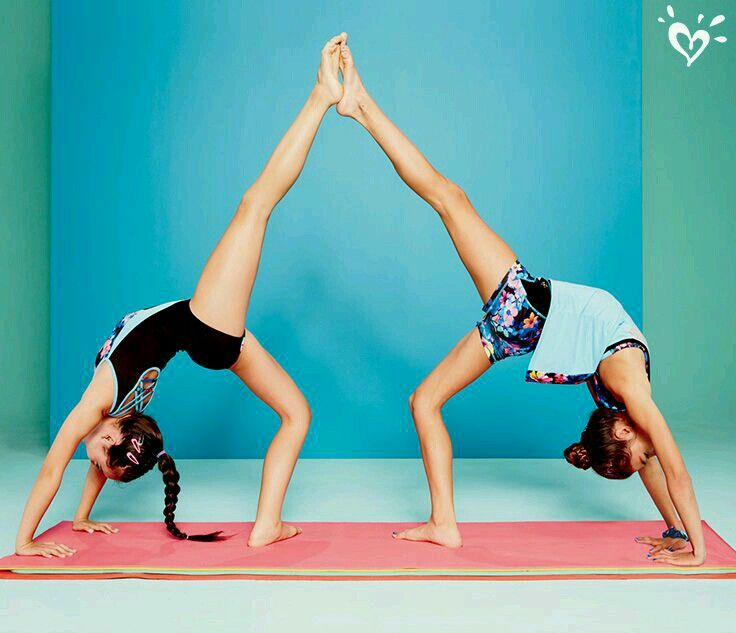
190;34;346;336
230;331;312;547
396;328;492;548
192;34;344;548
337;41;517;303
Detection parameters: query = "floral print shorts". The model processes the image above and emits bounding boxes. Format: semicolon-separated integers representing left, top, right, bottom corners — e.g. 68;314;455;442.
477;261;549;363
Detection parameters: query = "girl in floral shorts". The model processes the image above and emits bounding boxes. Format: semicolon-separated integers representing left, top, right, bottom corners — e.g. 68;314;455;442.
337;38;704;565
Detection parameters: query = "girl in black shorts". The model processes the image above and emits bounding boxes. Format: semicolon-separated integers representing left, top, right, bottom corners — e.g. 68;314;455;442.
15;34;347;558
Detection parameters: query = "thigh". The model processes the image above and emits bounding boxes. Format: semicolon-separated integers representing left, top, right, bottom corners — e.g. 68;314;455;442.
414;327;493;409
230;330;309;419
439;193;518;303
190;208;269;337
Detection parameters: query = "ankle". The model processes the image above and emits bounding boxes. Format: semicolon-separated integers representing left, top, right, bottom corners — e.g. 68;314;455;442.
251;518;281;532
313;87;337;110
352;91;372;121
429;515;457;529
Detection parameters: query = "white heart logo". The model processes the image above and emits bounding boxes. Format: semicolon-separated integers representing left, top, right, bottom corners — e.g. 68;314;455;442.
659;6;728;68
668;22;711;66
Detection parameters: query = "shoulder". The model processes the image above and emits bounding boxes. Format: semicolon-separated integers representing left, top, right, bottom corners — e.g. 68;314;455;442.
81;363;117;414
598;348;650;402
53;368;115;448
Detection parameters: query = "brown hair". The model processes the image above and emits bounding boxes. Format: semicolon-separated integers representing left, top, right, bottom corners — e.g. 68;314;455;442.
107;413;226;541
564;408;633;480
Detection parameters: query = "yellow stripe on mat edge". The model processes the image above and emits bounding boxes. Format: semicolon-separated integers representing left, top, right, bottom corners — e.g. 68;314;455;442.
6;565;736;573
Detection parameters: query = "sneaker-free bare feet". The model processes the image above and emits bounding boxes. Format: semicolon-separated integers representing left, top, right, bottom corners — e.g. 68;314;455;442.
392;521;463;548
315;32;347;106
247;521;302;548
336;39;369;119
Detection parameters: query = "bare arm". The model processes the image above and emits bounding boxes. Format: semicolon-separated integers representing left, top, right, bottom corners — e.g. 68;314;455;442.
73;464;107;523
70;465;117;535
15;368;114;556
638;457;682;529
73;464;107;524
623;386;705;565
635;458;691;555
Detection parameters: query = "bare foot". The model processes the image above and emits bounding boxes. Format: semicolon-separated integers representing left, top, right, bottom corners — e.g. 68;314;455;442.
336;40;369;119
392;522;463;548
315;33;347;106
247;522;302;548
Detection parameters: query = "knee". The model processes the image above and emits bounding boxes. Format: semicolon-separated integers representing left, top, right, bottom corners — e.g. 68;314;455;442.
281;401;312;435
408;387;441;422
236;190;272;220
408;391;416;415
435;179;469;216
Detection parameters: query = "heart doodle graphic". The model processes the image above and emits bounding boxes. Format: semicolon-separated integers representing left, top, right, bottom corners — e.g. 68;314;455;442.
658;5;728;68
668;23;711;67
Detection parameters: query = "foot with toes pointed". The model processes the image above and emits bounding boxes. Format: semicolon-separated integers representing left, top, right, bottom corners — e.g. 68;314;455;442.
316;32;348;106
336;39;370;119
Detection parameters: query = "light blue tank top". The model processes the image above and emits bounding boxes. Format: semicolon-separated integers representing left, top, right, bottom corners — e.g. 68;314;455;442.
525;280;647;384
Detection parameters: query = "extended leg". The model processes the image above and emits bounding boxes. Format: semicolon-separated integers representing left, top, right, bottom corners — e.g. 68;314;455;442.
337;41;516;302
190;34;346;336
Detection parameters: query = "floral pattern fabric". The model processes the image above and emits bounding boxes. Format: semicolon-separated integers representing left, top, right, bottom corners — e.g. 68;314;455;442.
526;340;651;411
94;310;140;367
477;261;548;363
526;370;590;384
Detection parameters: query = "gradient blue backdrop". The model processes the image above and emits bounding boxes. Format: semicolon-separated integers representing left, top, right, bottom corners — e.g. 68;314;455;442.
51;0;642;458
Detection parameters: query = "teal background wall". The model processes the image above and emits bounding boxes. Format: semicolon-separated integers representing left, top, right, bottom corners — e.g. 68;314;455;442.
643;1;735;427
0;1;50;448
50;0;642;458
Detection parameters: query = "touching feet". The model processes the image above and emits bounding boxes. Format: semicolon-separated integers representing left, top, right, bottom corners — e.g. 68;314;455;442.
315;33;347;106
336;38;370;119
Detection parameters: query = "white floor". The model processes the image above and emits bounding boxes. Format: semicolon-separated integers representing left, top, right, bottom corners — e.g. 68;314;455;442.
1;425;734;632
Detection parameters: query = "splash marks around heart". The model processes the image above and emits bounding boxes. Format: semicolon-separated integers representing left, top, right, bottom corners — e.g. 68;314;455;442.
658;5;728;67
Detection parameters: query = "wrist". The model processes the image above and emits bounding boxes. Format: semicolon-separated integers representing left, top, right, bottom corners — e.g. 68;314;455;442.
662;526;689;541
15;538;31;551
687;546;706;564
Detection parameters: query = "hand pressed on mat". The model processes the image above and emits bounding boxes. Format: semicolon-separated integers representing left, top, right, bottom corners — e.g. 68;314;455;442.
635;534;689;555
73;519;118;535
15;540;76;559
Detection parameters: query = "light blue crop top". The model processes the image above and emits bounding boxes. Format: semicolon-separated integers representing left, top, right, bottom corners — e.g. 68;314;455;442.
525;280;648;392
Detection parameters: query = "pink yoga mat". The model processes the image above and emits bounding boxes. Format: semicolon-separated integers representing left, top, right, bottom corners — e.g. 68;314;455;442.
2;520;735;580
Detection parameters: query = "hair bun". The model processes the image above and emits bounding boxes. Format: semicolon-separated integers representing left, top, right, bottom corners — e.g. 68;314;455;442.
564;442;591;470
